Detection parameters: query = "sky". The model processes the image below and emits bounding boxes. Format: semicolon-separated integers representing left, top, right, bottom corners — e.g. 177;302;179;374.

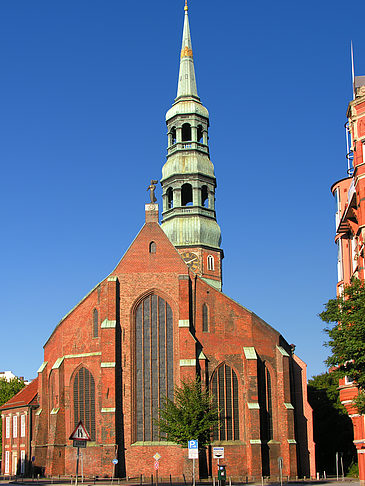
1;0;365;381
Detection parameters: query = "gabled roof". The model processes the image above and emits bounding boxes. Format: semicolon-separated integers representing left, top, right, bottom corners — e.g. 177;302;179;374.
0;377;38;411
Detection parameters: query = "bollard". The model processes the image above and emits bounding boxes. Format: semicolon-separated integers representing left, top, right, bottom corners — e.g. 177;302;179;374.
170;475;172;486
213;476;215;486
229;477;232;486
151;474;153;486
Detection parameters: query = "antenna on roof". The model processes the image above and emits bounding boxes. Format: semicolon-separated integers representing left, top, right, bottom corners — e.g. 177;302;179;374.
351;41;355;100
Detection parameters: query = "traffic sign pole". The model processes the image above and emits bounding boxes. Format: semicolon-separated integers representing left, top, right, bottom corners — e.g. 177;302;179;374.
75;446;80;486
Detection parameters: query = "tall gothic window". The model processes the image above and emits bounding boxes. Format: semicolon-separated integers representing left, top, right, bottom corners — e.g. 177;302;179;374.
93;308;98;338
135;294;174;442
73;367;96;440
265;368;273;440
211;364;239;441
202;303;209;332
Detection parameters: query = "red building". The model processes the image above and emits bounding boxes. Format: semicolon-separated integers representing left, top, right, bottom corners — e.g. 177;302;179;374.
331;75;365;483
1;3;315;480
0;378;38;476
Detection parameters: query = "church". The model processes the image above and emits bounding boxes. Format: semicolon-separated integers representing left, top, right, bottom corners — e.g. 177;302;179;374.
1;2;315;480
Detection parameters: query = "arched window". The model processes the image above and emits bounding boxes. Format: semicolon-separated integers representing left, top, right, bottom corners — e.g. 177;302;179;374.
171;127;177;145
182;123;191;142
258;363;273;442
211;364;239;441
135;294;174;442
202;303;209;332
149;241;156;254
181;183;193;206
167;187;173;209
201;185;208;207
265;368;273;440
93;308;98;338
207;255;215;271
197;125;203;143
73;367;96;440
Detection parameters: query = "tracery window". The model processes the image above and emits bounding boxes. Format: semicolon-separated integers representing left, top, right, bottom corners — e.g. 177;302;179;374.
135;294;174;442
73;367;96;440
211;364;239;440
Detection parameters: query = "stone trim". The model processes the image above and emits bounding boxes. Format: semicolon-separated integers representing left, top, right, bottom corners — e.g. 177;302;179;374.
178;320;190;328
180;359;196;367
247;402;260;409
101;408;116;413
52;357;65;369
276;345;290;357
287;439;297;444
65;352;102;359
243;347;257;360
108;277;118;282
50;408;60;415
37;361;48;373
284;403;294;409
250;439;261;444
198;351;207;359
101;362;116;368
35;408;42;416
101;319;116;329
132;441;177;446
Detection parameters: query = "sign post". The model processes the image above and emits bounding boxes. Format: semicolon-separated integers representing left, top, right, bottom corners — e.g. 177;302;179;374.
188;440;198;486
153;453;161;486
278;457;283;486
69;421;91;486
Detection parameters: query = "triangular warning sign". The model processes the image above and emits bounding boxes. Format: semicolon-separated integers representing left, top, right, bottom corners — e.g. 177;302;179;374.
69;421;91;441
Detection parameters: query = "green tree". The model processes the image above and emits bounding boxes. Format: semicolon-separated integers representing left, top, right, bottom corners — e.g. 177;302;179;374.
157;377;218;448
308;372;356;474
319;278;365;413
0;377;25;455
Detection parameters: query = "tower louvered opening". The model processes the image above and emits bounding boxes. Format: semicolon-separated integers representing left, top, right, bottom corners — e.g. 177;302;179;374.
73;367;96;440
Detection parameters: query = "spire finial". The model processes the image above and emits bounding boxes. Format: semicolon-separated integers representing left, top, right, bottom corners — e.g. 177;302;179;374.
184;0;188;12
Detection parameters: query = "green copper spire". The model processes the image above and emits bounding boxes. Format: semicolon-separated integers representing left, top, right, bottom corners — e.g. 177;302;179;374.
161;1;223;290
176;0;199;100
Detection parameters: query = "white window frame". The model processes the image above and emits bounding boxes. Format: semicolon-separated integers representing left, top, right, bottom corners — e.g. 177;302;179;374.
363;141;365;164
5;450;10;474
337;239;343;282
21;414;26;437
13;415;17;438
351;236;357;273
207;255;215;271
345;375;354;385
6;416;10;438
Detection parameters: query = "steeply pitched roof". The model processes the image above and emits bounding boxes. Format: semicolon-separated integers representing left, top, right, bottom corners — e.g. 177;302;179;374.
0;377;38;411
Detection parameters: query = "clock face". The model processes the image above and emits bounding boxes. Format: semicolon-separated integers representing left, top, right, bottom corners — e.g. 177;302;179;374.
181;251;200;272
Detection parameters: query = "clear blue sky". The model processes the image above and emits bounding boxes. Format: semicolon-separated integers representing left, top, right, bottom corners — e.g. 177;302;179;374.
1;0;364;381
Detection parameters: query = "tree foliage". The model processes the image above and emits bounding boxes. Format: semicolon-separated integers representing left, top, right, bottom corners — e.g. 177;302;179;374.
0;377;25;455
157;377;218;448
308;372;356;474
319;278;365;413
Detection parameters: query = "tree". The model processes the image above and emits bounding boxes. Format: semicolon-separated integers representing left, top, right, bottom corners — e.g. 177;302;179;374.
308;372;356;474
157;377;219;448
319;278;365;413
0;377;25;455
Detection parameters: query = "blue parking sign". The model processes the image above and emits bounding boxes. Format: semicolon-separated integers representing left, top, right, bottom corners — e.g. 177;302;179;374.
188;440;198;449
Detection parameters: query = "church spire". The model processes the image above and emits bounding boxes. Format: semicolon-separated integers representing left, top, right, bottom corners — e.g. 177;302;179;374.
176;0;199;100
160;1;223;290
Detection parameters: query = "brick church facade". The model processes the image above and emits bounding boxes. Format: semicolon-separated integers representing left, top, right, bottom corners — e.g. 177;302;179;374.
1;3;315;480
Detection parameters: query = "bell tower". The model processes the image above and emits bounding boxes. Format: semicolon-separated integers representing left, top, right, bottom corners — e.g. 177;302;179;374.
161;1;223;290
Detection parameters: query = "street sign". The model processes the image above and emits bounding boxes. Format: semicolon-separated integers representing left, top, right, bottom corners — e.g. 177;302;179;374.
112;459;118;465
213;447;224;459
153;453;161;461
69;421;91;441
188;440;198;449
154;461;159;470
73;440;86;448
188;439;199;459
